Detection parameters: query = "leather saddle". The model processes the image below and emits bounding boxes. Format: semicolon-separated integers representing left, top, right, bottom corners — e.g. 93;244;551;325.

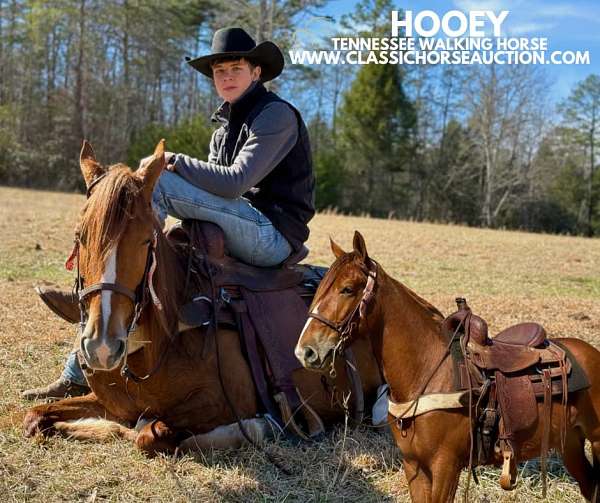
167;220;328;440
166;220;308;292
445;305;563;374
443;298;570;493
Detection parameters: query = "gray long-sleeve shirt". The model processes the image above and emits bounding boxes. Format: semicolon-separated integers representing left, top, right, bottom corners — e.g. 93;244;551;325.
172;100;298;199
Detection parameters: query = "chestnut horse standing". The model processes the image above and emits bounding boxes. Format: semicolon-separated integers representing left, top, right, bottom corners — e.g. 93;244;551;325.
23;141;382;453
295;231;600;502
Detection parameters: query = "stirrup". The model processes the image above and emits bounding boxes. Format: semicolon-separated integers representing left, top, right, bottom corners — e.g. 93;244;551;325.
499;448;517;490
274;391;309;440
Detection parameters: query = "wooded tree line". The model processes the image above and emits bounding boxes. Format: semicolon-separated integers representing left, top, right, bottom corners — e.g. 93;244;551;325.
0;0;323;187
1;0;598;236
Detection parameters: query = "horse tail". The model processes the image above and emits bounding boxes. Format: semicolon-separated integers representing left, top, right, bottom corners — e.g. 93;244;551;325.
53;418;137;442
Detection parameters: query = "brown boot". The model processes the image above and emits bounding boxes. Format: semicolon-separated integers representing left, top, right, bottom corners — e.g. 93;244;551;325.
21;377;90;401
35;285;80;323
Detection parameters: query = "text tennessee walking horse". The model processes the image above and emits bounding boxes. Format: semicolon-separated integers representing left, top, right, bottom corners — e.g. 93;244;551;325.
23;141;381;453
295;231;600;502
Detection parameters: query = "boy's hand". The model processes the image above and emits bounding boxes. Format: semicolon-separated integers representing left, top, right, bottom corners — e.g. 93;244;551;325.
164;151;176;171
138;151;176;171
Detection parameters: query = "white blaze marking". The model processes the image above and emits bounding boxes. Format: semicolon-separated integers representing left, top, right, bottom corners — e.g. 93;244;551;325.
300;301;321;339
101;247;117;333
97;246;117;366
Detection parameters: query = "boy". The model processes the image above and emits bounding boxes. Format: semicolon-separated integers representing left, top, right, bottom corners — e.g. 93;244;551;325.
22;27;315;400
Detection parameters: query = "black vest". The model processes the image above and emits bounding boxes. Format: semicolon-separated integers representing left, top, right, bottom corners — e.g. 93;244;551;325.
212;83;315;252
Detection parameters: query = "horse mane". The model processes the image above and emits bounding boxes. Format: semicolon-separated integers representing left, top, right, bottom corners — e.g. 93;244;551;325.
77;165;182;352
78;164;140;279
397;282;444;321
312;251;444;322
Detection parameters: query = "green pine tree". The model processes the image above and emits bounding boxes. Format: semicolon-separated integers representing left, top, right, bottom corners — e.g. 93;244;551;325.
336;62;416;216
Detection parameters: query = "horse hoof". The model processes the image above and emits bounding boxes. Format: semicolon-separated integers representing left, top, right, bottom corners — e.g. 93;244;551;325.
23;410;53;438
135;420;177;456
499;472;517;491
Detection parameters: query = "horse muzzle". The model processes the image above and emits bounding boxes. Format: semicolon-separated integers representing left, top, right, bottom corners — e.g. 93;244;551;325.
295;335;336;370
80;325;127;371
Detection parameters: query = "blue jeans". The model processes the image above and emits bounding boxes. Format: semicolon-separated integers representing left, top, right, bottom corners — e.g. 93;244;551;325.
62;170;293;383
61;350;88;386
152;170;292;267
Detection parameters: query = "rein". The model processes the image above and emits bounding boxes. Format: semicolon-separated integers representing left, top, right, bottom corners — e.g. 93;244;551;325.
307;259;466;431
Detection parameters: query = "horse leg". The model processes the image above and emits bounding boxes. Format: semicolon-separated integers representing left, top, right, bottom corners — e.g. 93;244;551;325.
403;460;433;503
430;456;462;503
562;428;597;501
178;418;274;452
23;394;135;441
135;420;180;456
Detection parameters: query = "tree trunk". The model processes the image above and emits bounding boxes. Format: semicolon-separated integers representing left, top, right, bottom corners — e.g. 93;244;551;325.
256;0;267;42
482;148;493;227
73;0;86;142
0;0;4;105
122;0;131;156
589;116;595;237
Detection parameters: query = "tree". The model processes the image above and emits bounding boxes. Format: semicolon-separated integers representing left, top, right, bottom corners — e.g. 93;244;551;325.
558;74;600;236
0;0;217;190
333;0;416;217
463;65;550;227
336;62;416;216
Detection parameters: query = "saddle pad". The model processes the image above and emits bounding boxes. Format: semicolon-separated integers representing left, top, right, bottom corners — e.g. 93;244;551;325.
553;340;591;393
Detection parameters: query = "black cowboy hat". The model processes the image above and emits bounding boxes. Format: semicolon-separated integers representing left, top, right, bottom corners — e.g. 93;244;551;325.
186;27;284;82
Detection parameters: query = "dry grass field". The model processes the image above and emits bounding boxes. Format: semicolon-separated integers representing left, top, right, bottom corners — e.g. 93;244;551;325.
1;185;599;502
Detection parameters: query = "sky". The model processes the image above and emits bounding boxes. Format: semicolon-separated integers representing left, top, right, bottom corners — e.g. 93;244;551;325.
295;0;599;102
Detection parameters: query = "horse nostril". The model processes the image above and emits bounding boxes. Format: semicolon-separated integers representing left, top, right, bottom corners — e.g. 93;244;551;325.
108;339;127;367
304;346;318;364
116;339;126;358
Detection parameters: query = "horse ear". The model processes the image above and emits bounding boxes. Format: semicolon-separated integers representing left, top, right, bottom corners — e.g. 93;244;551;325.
330;237;346;259
137;139;166;199
352;230;369;262
79;140;105;188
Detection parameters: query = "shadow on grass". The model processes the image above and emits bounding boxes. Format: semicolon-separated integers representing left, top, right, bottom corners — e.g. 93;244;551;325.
184;425;401;502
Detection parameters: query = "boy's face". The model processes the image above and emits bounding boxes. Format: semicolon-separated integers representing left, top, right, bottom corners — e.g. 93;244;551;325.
212;59;261;103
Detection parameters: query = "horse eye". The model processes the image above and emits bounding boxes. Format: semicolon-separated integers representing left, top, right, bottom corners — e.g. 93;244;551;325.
340;286;354;295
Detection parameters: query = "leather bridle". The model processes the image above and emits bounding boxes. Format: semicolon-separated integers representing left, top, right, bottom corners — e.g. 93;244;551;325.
306;259;377;375
68;172;165;381
74;229;157;334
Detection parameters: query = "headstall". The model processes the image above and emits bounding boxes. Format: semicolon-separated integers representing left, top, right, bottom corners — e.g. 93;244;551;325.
307;259;378;375
66;173;163;381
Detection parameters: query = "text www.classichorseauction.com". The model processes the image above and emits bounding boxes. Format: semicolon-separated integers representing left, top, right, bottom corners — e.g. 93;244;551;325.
289;10;591;65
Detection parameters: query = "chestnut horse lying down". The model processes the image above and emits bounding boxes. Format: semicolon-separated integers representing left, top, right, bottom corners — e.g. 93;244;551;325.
23;141;381;454
296;232;600;503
